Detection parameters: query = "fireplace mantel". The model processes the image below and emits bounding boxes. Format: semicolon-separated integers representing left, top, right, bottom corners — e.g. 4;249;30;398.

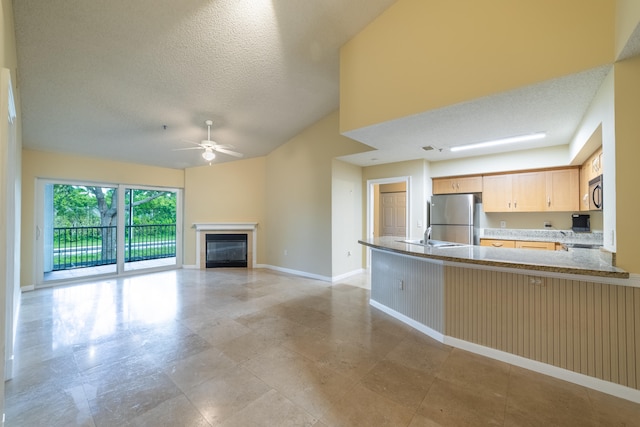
193;223;258;269
193;222;257;232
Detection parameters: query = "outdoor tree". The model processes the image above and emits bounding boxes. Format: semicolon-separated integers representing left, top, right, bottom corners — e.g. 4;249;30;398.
85;187;168;261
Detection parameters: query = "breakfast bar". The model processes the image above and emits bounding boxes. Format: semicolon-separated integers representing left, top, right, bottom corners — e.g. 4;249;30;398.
360;236;639;402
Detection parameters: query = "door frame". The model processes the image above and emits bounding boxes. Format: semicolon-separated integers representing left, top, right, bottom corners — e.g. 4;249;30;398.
365;176;410;268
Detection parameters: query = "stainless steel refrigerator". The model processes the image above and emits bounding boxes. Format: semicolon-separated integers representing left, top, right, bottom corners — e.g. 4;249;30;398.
429;194;480;245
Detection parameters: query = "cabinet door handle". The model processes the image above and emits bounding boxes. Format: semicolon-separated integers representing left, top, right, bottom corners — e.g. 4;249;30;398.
547;197;551;207
514;200;517;208
492;243;503;247
508;202;511;208
456;183;460;190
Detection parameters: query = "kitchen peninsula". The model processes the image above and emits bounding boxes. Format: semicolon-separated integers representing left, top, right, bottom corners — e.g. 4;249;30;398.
360;236;639;402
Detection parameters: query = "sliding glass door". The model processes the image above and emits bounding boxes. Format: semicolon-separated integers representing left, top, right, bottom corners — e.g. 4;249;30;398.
36;180;182;285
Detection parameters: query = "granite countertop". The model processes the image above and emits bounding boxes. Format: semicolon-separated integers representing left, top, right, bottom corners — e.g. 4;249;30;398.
482;228;603;246
359;236;629;279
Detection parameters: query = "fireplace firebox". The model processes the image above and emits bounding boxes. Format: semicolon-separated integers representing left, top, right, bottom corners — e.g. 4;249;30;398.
206;234;248;268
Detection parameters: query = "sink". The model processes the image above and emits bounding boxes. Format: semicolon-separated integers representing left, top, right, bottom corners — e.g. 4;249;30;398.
399;239;467;248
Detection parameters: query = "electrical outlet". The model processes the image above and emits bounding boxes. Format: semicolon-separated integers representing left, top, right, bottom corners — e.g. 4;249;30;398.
417;221;422;228
284;249;288;256
399;280;404;290
500;221;506;228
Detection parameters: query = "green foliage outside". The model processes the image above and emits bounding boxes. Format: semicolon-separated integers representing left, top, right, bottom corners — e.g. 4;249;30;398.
52;185;177;269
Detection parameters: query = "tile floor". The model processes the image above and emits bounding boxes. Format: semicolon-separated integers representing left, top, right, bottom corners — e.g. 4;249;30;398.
6;268;640;426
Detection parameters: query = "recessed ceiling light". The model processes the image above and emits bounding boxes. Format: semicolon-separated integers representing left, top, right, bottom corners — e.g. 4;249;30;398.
450;132;546;152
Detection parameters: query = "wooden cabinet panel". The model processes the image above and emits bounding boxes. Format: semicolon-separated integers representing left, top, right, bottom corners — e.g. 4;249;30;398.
515;241;556;250
433;176;482;194
480;239;516;248
482;175;513;212
481;238;556;250
483;168;579;212
512;172;546;211
580;147;603;211
546;168;579;212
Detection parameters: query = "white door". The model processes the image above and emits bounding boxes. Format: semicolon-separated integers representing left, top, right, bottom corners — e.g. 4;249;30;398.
380;192;406;237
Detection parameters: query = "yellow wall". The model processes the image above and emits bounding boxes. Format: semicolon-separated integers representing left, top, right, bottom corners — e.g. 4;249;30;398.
613;56;640;273
265;111;371;278
183;157;267;265
21;149;185;287
340;0;614;132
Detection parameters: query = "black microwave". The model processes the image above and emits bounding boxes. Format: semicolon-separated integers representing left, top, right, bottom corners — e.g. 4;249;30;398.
589;175;603;211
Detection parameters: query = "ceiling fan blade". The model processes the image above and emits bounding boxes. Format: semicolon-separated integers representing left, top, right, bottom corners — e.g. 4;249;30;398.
172;147;203;151
214;147;244;158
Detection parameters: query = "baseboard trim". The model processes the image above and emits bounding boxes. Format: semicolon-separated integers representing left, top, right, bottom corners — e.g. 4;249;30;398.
181;264;198;269
258;264;332;282
370;297;640;404
21;285;35;292
331;268;366;283
445;336;640;404
370;299;445;342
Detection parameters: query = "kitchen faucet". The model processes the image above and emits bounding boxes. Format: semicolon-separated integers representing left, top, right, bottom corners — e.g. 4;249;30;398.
425;226;432;243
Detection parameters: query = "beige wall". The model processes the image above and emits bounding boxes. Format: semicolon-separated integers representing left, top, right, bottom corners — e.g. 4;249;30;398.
265;111;371;278
21;149;185;287
331;159;363;277
183;157;266;265
613;55;640;273
340;0;614;132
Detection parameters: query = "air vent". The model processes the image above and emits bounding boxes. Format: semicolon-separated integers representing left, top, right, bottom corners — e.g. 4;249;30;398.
422;146;435;151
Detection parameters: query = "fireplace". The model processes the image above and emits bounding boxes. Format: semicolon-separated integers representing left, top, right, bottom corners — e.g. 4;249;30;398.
206;234;248;268
194;223;257;269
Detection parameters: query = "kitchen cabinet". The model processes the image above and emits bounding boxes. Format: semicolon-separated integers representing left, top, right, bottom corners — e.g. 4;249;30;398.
483;168;578;212
433;176;482;194
483;171;545;212
480;238;556;250
480;239;516;248
545;168;579;211
515;240;556;250
579;147;603;211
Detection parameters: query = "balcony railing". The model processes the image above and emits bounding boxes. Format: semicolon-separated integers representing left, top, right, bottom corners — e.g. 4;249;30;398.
53;224;176;271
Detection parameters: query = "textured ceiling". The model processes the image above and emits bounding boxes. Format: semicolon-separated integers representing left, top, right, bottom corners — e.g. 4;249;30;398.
13;0;395;169
13;2;640;170
339;66;612;167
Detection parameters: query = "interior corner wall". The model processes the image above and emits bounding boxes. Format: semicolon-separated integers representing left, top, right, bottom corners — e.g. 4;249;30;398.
183;157;267;266
20;149;185;288
265;110;372;279
331;159;363;278
613;56;640;274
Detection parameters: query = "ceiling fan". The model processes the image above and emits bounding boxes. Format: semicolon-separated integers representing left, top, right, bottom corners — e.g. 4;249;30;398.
174;120;243;161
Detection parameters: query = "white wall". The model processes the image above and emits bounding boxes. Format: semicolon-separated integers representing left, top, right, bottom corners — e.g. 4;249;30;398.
568;69;616;250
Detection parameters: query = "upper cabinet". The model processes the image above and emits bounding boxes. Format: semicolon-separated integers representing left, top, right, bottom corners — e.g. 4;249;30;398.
483;171;546;212
579;147;603;211
482;168;579;212
433;176;482;194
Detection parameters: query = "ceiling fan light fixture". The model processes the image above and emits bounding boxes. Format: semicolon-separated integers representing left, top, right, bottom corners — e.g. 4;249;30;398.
450;132;546;152
202;149;216;161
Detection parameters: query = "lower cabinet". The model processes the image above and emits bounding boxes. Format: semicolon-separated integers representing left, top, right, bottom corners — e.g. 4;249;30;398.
480;239;516;248
480;238;556;251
